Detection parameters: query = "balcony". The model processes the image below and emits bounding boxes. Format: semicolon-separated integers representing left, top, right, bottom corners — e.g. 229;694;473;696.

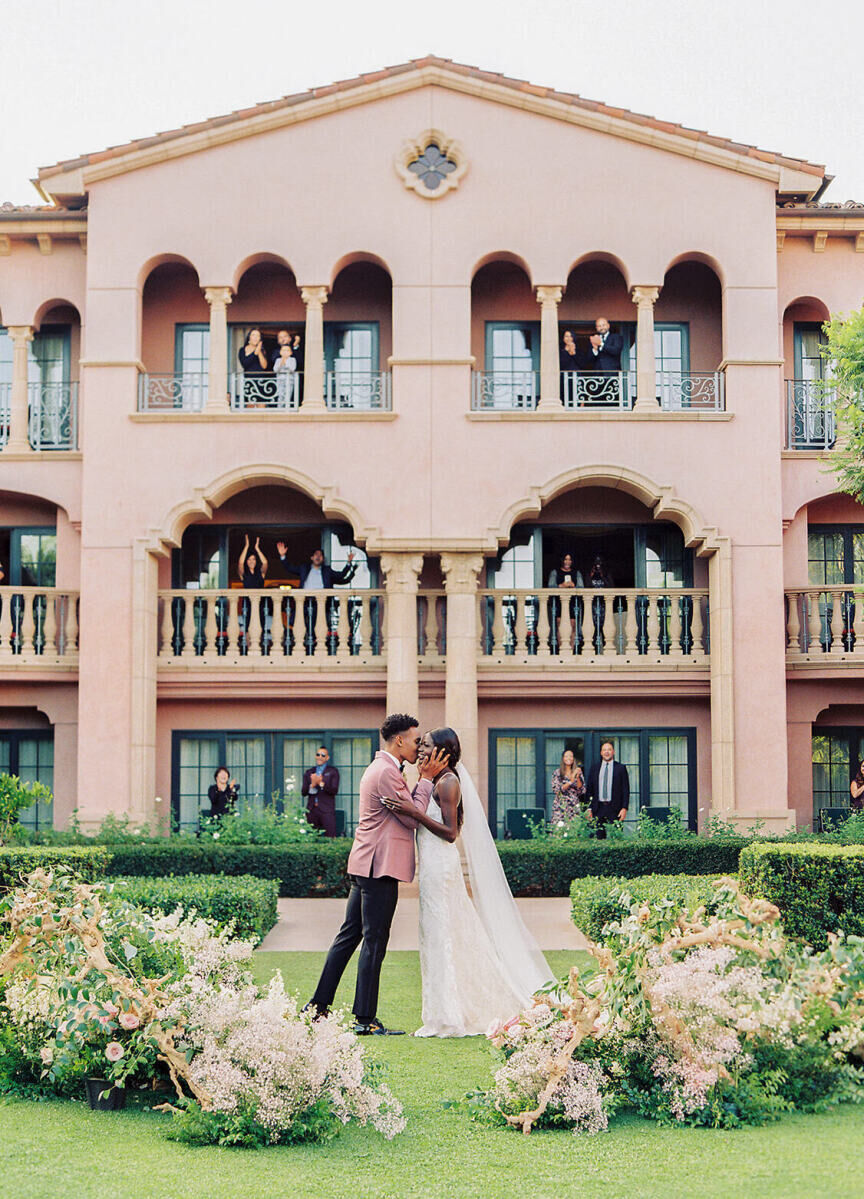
156;588;386;666
785;380;836;450
138;371;392;413
786;586;864;664
0;382;78;450
470;371;724;413
0;587;79;666
478;588;709;668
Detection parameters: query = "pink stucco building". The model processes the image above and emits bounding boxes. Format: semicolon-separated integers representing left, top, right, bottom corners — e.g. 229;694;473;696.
1;57;862;837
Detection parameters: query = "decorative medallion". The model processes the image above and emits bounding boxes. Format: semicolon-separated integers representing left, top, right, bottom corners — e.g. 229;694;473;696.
395;130;467;199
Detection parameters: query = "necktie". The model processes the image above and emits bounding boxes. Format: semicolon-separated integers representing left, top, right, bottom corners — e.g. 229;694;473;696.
602;763;610;801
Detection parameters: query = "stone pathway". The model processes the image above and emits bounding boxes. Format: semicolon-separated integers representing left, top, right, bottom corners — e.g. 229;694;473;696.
260;893;588;952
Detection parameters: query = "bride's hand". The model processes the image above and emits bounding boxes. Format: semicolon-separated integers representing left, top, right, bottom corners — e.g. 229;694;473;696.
381;794;410;813
418;747;449;780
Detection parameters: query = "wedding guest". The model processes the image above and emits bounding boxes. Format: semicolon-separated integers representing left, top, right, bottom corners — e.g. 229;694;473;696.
551;749;586;821
275;544;357;654
559;330;585;404
547;552;584;652
238;328;269;374
207;766;238;819
238;534;271;653
585;741;630;838
851;761;864;811
589;318;624;371
302;745;341;837
273;343;298;406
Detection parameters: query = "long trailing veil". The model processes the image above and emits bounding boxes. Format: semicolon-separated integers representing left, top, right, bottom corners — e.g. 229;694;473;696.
456;763;554;998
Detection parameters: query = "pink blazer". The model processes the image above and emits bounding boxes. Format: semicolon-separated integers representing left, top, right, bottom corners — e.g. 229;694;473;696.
347;752;432;883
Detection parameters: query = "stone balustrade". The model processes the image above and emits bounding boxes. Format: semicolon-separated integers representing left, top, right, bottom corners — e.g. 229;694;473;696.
786;586;864;660
0;587;79;663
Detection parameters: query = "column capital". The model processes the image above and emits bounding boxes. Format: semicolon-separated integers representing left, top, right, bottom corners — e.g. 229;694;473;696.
440;552;484;592
203;286;233;308
6;324;33;344
535;284;563;306
631;285;661;308
380;552;423;592
300;285;329;309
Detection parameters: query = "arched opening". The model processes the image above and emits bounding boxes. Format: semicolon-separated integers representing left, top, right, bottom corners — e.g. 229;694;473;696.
482;476;713;836
231;258;304;407
28;299;82;450
140;258;206;410
782;296;833;449
559;258;631;405
325;259;392;409
471;258;537;408
155;480;382;836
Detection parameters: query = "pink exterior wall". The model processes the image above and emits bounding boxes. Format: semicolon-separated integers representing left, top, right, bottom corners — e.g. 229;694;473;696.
1;77;863;828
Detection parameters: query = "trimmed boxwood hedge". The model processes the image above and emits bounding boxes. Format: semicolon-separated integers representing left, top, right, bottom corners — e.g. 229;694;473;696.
570;873;728;942
0;845;109;891
498;838;747;897
111;874;278;944
101;840;352;898
739;842;864;948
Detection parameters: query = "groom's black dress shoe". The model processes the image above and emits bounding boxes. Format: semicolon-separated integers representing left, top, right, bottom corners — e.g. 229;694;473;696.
353;1019;405;1036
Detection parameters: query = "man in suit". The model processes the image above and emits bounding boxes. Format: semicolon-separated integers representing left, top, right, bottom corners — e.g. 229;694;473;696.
585;740;630;838
302;745;340;837
275;544;358;654
306;713;447;1035
589;318;624;372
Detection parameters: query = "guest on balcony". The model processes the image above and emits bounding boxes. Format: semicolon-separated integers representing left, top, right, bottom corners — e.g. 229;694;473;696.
560;330;589;404
238;328;270;375
547;552;584;652
589;318;623;371
302;746;341;837
551;749;586;821
238;534;271;653
276;544;357;655
273;343;298;406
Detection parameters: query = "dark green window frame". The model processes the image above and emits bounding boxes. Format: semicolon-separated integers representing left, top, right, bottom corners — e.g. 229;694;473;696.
323;322;380;373
170;728;379;833
174;323;210;374
794;321;827;381
484;322;541;373
0;729;54;829
487;726;698;836
811;726;864;826
808;525;864;586
5;526;57;587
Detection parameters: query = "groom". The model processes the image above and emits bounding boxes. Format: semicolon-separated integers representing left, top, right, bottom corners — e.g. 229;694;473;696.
306;712;446;1035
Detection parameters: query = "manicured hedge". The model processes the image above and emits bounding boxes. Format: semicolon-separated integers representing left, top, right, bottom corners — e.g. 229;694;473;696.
102;840;352;898
0;845;110;892
570;873;728;942
739;842;864;948
111;874;279;944
498;839;747;897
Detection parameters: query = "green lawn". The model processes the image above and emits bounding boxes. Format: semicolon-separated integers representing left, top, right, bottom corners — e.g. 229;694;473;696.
1;950;861;1199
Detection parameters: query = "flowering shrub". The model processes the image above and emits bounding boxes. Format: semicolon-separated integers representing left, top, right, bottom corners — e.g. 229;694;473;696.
198;799;326;846
0;869;404;1147
460;879;864;1133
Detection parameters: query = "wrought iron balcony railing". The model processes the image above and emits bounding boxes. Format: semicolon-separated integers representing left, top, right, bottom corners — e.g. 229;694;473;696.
28;382;78;449
785;379;837;450
561;371;629;409
138;372;207;412
657;371;724;411
230;372;302;410
324;370;392;411
0;383;9;447
472;370;539;410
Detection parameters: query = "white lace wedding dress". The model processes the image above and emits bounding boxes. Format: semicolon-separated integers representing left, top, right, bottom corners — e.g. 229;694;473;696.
414;768;553;1038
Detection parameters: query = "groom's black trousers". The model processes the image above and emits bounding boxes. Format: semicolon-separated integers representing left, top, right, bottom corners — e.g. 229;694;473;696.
310;873;399;1023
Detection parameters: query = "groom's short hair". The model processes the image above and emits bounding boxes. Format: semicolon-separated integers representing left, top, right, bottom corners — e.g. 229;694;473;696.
381;713;419;742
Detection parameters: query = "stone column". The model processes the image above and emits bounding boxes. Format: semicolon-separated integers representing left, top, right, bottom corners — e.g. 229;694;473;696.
631;286;661;411
300;285;329;412
6;325;33;452
708;538;735;819
381;552;423;716
203;286;233;411
441;552;484;781
536;285;563;411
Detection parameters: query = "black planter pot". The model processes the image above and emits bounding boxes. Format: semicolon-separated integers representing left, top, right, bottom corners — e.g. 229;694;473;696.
85;1078;126;1111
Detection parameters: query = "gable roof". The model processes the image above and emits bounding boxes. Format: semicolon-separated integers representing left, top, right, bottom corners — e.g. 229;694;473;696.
34;56;825;203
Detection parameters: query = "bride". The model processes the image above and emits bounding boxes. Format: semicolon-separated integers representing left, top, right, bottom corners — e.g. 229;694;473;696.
383;727;553;1037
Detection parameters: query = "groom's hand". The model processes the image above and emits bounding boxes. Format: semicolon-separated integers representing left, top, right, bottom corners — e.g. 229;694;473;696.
418;748;449;780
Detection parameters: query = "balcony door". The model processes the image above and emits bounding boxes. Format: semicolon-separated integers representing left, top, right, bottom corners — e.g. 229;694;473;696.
325;323;379;409
794;323;828;383
812;727;864;825
0;730;54;829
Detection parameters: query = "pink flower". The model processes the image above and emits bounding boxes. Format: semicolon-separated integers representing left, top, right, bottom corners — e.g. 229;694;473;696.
118;1012;140;1030
103;1003;119;1018
105;1042;124;1062
40;1046;54;1065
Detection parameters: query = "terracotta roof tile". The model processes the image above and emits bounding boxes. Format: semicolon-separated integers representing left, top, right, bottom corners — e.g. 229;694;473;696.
37;56;826;181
